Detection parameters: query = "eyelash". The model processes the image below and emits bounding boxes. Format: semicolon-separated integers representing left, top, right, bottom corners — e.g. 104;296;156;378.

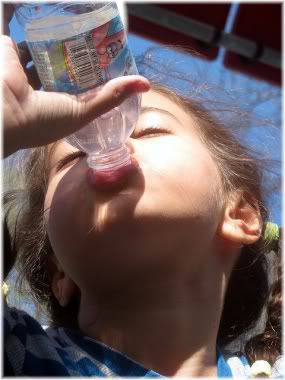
56;150;86;171
132;126;171;139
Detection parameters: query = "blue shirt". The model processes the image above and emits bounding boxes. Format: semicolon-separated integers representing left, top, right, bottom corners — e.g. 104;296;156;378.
5;305;250;377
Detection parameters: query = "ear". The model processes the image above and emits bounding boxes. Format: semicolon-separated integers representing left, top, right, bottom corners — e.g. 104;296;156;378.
217;191;262;245
49;257;77;307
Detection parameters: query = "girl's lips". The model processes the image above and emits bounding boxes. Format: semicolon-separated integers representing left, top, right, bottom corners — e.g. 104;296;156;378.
86;159;139;190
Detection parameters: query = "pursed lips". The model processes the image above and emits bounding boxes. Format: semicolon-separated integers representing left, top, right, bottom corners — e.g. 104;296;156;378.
86;158;140;191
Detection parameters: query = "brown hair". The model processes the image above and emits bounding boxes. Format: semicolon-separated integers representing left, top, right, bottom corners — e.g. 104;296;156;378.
4;83;281;364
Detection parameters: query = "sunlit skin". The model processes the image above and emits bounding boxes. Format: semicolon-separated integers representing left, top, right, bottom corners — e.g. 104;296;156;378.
44;90;248;377
3;4;263;374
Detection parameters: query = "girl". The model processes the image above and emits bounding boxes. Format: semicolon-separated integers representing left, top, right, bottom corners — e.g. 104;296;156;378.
3;5;282;375
4;83;281;376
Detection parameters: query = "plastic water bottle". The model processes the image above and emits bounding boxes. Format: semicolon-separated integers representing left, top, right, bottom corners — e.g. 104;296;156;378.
15;2;140;171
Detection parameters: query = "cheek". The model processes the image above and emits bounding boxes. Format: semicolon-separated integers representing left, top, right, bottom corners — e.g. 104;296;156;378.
44;167;96;270
134;136;223;217
43;162;145;283
130;137;224;271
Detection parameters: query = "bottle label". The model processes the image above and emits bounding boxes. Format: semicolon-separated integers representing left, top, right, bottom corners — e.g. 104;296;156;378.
28;15;138;93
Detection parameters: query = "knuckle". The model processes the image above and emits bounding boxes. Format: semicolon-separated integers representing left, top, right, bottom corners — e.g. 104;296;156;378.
111;86;123;100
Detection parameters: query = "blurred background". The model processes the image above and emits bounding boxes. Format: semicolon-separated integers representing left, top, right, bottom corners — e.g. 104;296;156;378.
4;2;282;340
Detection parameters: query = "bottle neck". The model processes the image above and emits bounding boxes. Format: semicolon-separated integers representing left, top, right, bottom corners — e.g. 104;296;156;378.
87;145;131;171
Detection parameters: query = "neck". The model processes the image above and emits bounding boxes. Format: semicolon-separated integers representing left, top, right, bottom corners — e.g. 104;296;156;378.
78;270;225;377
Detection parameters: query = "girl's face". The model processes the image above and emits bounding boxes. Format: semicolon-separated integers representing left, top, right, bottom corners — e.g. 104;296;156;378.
44;90;224;296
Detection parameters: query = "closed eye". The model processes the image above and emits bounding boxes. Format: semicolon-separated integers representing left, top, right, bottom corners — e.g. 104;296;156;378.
55;127;170;171
56;150;86;171
132;126;172;139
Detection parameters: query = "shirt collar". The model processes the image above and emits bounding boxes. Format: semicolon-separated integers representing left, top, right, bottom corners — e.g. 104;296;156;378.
62;328;247;378
217;348;234;377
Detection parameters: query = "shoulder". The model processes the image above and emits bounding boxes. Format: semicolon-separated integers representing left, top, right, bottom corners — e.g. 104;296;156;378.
222;350;284;379
4;303;48;339
4;305;69;376
4;305;107;376
221;349;251;377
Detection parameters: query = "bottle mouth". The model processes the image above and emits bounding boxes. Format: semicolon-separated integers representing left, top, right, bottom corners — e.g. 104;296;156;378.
87;145;131;172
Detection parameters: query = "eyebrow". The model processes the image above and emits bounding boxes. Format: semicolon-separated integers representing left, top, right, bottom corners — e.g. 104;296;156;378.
140;106;182;125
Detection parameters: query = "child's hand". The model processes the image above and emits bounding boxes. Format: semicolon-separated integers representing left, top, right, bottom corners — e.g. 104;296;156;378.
2;5;150;157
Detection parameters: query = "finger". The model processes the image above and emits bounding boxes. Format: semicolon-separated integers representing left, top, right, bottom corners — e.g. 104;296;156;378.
3;4;14;35
26;76;150;147
80;75;150;121
1;35;27;78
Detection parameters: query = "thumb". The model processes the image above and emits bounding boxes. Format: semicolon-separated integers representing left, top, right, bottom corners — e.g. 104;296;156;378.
27;76;150;147
77;75;150;121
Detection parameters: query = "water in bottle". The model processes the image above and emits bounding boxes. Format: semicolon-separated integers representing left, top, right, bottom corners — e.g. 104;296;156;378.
15;2;140;171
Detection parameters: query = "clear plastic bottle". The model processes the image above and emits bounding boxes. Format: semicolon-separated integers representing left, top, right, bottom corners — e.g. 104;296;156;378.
15;2;140;171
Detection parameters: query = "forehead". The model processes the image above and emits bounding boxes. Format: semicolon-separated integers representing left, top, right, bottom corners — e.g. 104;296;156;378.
142;89;191;123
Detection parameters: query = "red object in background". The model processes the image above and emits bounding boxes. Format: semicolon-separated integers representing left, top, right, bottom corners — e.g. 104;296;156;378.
128;4;230;60
224;4;281;86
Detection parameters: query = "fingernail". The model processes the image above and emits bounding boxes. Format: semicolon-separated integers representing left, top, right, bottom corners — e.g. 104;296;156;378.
135;79;150;92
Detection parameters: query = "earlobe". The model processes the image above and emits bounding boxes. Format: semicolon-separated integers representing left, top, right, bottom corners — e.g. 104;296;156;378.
49;257;77;307
217;192;262;245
